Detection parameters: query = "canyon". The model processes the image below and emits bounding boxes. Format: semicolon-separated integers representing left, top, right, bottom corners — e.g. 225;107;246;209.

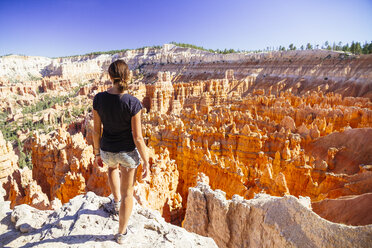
0;45;372;247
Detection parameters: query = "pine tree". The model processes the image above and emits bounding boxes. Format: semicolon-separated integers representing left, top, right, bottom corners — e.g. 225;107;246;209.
343;43;350;52
288;44;296;50
350;41;356;54
355;42;362;54
324;41;329;49
362;42;369;54
368;42;372;54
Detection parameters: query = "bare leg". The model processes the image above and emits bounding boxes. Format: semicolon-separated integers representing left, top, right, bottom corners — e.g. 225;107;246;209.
118;166;138;234
108;165;121;202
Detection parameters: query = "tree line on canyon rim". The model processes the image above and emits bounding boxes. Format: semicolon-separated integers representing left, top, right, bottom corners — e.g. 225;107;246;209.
52;40;372;58
171;41;372;55
2;41;371;58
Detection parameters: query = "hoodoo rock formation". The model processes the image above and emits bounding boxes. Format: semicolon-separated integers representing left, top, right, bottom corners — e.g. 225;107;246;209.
133;147;183;224
132;77;372;221
0;130;51;210
0;45;372;246
28;127;183;221
31;128;94;202
0;131;18;184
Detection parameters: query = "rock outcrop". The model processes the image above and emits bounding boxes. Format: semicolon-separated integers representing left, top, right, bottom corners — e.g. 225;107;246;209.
6;167;51;210
0;192;217;247
31;128;94;202
183;180;372;248
133;147;183;224
0;130;51;210
0;130;18;184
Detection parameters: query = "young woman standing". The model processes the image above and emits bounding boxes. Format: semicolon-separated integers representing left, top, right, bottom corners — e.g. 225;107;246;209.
92;59;149;244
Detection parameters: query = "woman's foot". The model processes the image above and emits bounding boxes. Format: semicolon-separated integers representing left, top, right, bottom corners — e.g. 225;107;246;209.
115;229;129;244
103;197;120;215
113;199;120;214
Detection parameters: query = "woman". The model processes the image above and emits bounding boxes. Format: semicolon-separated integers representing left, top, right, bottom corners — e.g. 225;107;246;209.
92;59;149;244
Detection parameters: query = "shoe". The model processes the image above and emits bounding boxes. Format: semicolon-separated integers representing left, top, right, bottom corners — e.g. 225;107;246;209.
103;196;120;214
115;229;129;244
113;199;120;214
112;212;119;221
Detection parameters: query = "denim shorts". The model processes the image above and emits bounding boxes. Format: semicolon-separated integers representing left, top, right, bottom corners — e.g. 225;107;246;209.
100;148;140;169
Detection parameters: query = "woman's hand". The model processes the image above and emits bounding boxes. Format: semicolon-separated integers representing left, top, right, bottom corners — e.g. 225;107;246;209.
132;111;150;181
95;155;104;167
141;161;150;180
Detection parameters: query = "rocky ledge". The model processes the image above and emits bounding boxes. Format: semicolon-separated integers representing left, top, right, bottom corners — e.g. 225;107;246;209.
184;182;372;248
0;192;217;248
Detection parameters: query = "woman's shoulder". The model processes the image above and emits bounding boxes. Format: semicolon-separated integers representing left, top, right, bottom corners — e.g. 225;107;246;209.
121;93;140;102
94;91;107;98
93;92;108;109
120;94;142;113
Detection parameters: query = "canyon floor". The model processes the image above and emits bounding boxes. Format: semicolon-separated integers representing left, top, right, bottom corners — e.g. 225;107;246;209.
0;45;372;247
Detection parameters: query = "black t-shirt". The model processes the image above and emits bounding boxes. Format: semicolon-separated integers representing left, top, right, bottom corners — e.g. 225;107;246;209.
93;92;143;152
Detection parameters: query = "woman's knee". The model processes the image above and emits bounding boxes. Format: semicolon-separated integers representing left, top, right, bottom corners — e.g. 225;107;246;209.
120;187;134;198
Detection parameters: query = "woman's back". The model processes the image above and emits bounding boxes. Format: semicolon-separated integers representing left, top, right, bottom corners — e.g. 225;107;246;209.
93;91;142;152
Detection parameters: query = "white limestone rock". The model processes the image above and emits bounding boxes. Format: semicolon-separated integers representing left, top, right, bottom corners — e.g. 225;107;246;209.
0;183;6;202
1;191;217;248
184;183;372;248
1;46;349;84
0;55;52;81
0;200;19;246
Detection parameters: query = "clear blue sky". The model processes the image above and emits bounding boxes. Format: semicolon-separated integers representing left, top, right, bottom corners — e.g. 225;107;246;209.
0;0;371;57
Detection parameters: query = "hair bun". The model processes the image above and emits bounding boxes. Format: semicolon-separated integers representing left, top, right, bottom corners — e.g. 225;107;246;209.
108;60;130;92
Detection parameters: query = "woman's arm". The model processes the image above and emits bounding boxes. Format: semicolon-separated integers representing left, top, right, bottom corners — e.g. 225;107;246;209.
131;110;149;179
93;109;103;166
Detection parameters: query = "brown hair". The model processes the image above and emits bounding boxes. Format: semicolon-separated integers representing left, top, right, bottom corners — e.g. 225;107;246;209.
108;59;130;92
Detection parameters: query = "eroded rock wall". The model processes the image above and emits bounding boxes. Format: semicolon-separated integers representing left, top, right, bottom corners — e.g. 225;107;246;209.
0;130;51;210
2;46;372;98
0;131;18;184
31;128;93;202
183;180;372;248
